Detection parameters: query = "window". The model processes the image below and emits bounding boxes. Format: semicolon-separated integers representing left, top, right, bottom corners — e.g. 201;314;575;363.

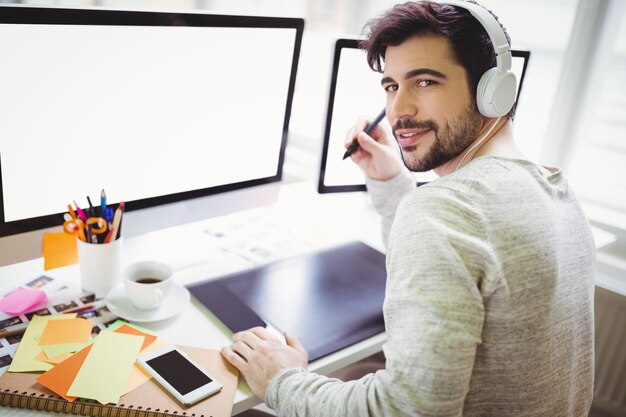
568;4;626;212
478;0;578;160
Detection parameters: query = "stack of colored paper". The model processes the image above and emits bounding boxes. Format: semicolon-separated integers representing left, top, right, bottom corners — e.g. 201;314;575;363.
9;314;78;373
9;315;162;405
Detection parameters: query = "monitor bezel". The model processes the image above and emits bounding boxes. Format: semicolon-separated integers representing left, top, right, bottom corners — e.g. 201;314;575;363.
0;6;304;237
317;38;531;194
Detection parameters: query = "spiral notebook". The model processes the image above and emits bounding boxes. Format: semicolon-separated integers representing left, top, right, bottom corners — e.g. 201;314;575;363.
0;346;238;417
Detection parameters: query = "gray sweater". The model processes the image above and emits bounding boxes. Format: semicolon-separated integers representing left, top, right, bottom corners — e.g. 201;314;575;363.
266;156;595;417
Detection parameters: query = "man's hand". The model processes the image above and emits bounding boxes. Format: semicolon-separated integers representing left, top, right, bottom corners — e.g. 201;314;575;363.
221;327;308;400
346;116;404;181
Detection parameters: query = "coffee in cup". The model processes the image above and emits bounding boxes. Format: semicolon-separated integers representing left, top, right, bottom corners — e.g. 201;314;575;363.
135;278;162;284
124;261;173;310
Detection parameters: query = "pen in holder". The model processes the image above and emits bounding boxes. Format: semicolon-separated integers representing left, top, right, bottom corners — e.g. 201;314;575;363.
77;237;123;299
65;193;125;299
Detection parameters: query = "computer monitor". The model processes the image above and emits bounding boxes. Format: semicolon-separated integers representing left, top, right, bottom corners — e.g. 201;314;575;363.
318;38;530;193
0;6;303;264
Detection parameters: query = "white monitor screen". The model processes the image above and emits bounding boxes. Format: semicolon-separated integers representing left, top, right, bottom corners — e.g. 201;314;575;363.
318;39;530;193
0;7;303;236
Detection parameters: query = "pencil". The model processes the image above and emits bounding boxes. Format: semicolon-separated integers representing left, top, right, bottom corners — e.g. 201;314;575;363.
73;200;88;222
115;201;125;240
101;189;107;218
104;202;124;243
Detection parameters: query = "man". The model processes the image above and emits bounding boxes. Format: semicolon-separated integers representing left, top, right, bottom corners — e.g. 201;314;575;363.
221;1;596;416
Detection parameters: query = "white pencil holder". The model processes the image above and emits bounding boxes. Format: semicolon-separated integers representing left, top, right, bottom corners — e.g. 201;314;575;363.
77;237;124;299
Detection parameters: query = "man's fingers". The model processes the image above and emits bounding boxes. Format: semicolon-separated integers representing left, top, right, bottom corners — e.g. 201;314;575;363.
285;331;307;356
232;339;255;359
233;330;262;348
345;118;374;148
249;326;280;343
221;346;248;370
357;131;384;154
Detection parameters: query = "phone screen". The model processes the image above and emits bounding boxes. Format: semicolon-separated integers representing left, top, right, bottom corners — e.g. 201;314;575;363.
146;350;213;395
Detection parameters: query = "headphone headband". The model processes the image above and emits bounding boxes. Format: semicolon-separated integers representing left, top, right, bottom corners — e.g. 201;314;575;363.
432;0;516;117
435;0;512;71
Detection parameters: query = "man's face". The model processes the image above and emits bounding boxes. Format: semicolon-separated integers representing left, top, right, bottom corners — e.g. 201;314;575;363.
382;35;483;172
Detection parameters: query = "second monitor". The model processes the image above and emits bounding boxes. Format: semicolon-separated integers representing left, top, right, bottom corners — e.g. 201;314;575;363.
318;38;530;193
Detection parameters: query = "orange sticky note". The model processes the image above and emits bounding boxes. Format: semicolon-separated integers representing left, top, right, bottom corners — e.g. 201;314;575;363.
36;344;93;402
40;318;93;345
113;323;157;352
42;231;78;271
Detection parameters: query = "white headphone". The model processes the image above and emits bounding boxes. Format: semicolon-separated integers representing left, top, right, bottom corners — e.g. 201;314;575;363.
436;0;517;118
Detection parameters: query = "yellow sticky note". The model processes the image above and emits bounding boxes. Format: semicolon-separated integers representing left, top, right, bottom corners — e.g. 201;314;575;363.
102;321;165;396
9;314;76;373
42;231;78;271
67;331;143;404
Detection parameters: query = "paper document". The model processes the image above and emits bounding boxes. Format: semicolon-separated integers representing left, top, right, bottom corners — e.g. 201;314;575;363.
66;331;143;404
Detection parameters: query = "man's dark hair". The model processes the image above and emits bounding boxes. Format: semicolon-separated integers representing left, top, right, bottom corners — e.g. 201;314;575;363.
360;0;514;117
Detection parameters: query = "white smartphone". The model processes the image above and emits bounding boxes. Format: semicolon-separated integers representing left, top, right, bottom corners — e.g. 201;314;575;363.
137;345;222;405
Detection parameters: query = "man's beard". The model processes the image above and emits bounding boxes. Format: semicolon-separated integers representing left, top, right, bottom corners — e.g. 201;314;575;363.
392;103;483;172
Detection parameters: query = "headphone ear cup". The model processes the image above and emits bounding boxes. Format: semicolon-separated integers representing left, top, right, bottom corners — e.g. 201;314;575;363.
476;67;517;117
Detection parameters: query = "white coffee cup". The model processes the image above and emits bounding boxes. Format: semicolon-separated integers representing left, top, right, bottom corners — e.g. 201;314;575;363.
123;261;173;310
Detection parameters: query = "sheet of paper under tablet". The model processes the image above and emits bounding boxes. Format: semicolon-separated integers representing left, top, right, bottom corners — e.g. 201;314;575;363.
67;331;143;404
105;320;162;395
107;320;164;395
121;337;168;396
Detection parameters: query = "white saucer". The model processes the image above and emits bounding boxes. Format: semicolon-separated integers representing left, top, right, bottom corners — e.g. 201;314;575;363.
105;283;190;323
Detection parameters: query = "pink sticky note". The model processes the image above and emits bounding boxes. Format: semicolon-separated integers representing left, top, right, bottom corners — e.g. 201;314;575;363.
0;287;48;315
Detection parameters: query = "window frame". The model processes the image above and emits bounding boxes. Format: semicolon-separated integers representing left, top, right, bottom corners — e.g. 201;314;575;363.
540;0;626;240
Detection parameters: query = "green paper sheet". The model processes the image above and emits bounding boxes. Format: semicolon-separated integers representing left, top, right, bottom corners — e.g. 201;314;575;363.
41;342;85;359
105;320;154;334
8;314;77;373
66;331;143;404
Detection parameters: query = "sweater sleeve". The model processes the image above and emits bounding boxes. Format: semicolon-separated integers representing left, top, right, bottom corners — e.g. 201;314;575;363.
366;169;416;248
265;186;497;417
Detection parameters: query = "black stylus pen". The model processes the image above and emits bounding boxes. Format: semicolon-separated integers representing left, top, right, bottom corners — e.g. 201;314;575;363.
342;108;387;160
